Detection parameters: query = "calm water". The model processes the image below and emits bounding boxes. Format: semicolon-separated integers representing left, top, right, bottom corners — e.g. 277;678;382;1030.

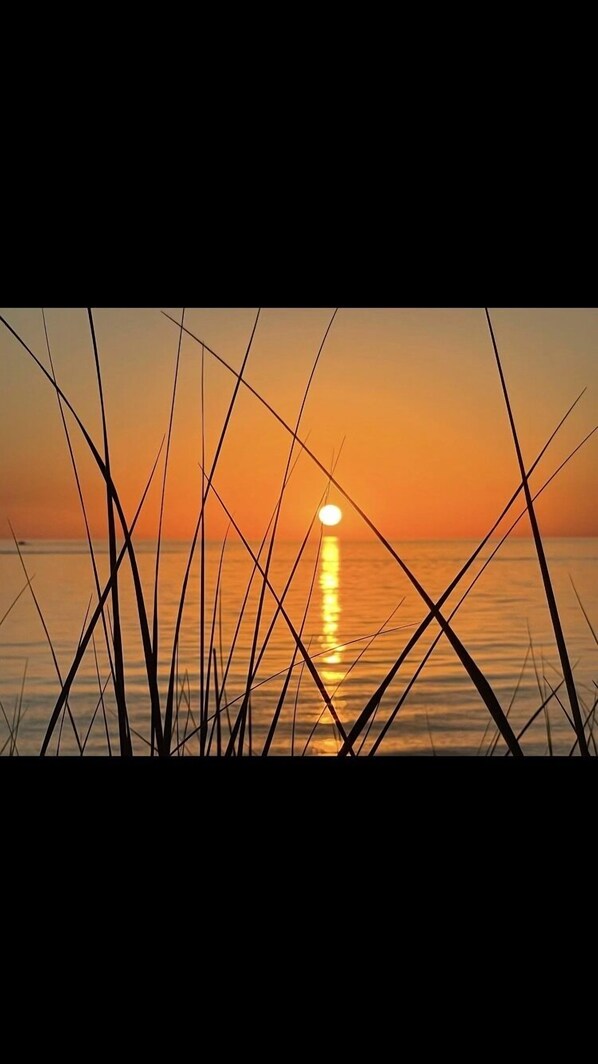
0;537;596;755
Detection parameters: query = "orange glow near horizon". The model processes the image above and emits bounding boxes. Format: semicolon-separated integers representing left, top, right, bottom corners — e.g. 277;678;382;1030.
0;308;597;543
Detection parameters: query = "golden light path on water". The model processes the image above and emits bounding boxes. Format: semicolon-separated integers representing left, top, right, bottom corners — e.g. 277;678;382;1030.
317;535;346;754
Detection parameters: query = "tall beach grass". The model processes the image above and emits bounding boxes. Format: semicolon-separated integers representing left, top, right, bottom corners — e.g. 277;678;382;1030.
0;308;596;757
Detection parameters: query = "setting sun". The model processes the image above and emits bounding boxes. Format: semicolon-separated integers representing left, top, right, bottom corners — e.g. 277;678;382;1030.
319;504;342;527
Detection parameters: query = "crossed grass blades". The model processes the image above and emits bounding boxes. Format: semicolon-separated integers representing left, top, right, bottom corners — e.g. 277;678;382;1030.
0;309;596;756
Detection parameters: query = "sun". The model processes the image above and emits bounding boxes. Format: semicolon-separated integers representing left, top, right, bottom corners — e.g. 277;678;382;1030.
319;504;342;527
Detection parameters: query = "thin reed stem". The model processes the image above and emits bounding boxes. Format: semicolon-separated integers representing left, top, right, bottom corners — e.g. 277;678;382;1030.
485;307;588;756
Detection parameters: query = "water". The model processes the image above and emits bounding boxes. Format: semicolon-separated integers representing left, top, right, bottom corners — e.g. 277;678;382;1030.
0;537;596;755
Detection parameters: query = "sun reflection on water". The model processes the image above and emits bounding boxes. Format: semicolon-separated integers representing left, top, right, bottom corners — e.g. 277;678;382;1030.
319;535;344;684
312;534;346;752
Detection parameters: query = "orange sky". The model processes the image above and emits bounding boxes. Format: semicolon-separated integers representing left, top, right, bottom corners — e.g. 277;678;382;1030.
0;307;596;542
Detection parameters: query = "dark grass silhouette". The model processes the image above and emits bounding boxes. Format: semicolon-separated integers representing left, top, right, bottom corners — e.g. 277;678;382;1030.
485;308;589;756
0;308;596;756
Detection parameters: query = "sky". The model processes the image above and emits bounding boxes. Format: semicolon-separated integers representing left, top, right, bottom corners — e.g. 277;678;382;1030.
0;307;596;542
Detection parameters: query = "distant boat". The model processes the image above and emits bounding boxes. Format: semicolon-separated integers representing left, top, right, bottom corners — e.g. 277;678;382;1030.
18;540;27;546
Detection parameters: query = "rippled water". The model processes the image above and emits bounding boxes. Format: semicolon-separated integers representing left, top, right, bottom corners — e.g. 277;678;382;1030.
0;537;596;755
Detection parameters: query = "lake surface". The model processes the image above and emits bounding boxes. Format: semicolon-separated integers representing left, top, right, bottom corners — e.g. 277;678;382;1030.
0;537;596;755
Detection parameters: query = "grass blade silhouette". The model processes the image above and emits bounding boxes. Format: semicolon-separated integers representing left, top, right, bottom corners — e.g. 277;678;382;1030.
478;642;531;756
569;578;598;647
87;309;131;756
306;597;405;756
201;528;229;754
162;309;262;754
171;618;417;756
236;310;338;755
161;312;523;756
568;697;598;756
0;577;34;629
0;313;165;755
205;479;352;750
212;442;310;751
39;444;163;755
41;310;118;721
504;679;566;752
485;307;588;756
262;511;328;756
369;424;596;755
199;342;209;755
342;393;592;755
151;308;185;754
228;447;345;755
9;525;82;754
